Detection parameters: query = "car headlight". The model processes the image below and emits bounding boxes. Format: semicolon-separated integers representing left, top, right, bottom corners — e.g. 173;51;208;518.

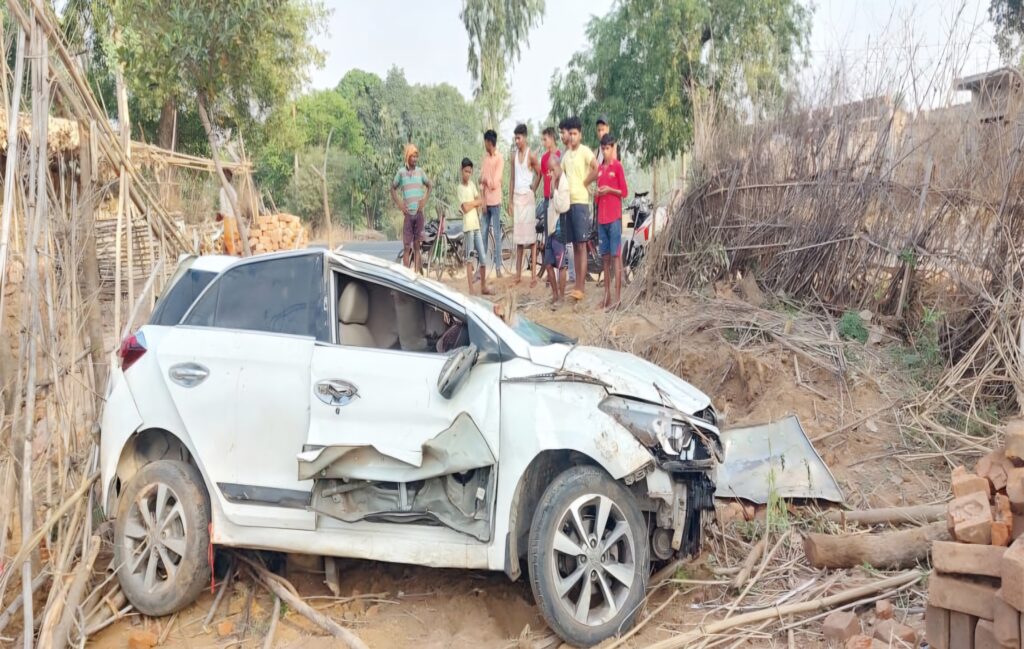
599;396;701;456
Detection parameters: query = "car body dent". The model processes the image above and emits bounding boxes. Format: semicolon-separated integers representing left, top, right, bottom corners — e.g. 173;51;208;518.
298;411;495;481
528;344;712;415
100;367;144;512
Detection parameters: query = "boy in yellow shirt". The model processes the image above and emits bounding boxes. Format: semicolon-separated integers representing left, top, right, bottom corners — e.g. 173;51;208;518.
458;158;492;295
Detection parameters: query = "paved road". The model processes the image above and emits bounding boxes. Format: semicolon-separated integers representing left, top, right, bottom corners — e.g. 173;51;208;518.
313;240;404;261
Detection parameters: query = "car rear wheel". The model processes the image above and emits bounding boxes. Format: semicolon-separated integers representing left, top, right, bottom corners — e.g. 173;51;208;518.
113;460;211;616
527;465;649;647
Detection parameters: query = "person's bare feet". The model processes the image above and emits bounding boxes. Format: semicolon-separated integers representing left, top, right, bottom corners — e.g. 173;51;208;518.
529;278;538;288
482;287;495;295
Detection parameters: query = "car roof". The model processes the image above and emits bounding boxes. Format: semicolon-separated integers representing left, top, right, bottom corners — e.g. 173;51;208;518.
179;254;237;273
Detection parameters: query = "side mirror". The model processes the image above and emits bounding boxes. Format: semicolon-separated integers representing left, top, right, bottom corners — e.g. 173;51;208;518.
437;343;478;399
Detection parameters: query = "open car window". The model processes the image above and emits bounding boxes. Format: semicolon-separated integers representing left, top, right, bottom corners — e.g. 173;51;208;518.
185;254;329;341
334;273;468;353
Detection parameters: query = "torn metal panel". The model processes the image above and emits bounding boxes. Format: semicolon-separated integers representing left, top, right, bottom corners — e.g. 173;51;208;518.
717;415;843;504
310;467;495;541
297;412;495;481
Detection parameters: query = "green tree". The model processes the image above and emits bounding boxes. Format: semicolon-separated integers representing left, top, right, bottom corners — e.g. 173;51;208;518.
991;0;1024;60
460;0;545;129
108;0;328;254
257;89;365;199
549;0;811;166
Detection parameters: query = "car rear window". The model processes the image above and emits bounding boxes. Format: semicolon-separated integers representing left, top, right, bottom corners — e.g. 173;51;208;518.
184;254;329;341
149;269;218;326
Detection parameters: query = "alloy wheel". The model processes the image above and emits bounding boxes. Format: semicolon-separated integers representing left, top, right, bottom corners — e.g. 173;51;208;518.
549;493;637;627
122;482;189;593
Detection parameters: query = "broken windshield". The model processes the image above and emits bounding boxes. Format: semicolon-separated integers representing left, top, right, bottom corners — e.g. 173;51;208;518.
511;316;576;346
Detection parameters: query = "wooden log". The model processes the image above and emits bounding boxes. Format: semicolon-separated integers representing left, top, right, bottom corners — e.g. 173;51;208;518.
731;537;766;592
822;504;947;527
803;520;950;570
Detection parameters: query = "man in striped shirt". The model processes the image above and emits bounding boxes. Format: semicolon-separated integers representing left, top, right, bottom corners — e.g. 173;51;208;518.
391;143;432;273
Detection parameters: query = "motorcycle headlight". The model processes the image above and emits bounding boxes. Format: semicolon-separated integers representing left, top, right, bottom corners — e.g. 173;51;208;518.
599;396;695;456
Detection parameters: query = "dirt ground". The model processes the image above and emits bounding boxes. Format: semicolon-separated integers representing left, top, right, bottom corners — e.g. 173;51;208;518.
91;271;943;649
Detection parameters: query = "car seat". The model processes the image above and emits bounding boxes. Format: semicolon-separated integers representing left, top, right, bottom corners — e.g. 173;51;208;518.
338;282;375;347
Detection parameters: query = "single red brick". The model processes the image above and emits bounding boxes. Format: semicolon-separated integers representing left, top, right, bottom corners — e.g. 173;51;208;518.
996;494;1013;522
1001;537;1024;611
1006;467;1024;514
950;612;978;649
874;598;894;621
993;593;1020;649
976;619;999;649
1005;419;1024;466
950;492;995;544
823;610;861;643
954;469;993;498
978;451;1010;491
873;618;917;645
994;521;1011;547
929;573;999;620
926;605;951;649
933;541;1006;578
127;630;158;649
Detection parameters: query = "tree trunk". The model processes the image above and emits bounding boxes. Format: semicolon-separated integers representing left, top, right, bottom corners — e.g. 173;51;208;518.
196;93;251;257
822;504;947;527
803;520;949;570
77;122;107;388
156;97;178;209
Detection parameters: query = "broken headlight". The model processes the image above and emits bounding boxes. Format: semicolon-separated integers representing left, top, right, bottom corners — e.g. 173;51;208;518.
599;396;706;457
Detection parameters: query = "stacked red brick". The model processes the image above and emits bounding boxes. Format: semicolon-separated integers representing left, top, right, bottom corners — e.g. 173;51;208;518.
926;421;1024;649
247;213;308;254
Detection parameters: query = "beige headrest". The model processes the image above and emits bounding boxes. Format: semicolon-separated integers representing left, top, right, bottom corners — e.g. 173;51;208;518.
339;282;369;325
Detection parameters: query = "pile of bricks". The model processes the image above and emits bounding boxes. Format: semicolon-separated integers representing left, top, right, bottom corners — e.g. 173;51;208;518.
822;600;916;647
925;421;1024;648
247;213;308;254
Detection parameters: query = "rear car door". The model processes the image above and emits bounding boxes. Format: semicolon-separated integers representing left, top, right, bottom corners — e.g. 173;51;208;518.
157;253;329;529
299;276;501;541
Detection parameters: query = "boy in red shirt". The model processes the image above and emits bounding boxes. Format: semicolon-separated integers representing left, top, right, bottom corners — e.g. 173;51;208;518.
596;133;628;309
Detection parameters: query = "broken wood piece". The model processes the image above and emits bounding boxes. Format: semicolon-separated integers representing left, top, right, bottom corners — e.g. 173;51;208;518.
203;559;235;631
731;536;767;592
822;504;947;527
49;534;101;649
803;520;950;569
262;596;279;649
643;570;922;649
238;554;369;649
325;556;341;597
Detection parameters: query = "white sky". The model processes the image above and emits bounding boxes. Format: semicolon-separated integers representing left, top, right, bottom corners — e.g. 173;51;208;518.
310;0;1002;125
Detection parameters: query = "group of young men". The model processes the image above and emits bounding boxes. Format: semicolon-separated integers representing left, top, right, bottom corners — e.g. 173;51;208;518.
391;115;629;308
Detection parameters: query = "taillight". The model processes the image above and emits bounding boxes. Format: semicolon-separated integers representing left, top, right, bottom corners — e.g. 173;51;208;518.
118;331;147;371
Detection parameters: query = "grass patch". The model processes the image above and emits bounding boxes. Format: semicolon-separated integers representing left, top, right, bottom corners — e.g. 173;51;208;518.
838;310;868;343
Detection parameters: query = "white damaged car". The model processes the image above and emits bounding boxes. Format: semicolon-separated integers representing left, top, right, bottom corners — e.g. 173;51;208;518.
101;249;722;647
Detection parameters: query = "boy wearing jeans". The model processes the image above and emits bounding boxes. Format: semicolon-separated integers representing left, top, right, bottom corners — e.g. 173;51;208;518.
480;129;504;277
562;116;599;301
596;133;628;309
457;158;492;295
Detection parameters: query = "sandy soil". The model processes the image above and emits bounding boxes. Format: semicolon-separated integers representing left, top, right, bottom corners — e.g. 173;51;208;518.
91;272;940;649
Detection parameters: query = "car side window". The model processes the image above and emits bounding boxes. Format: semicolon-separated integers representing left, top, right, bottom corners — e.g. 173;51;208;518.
185;255;329;341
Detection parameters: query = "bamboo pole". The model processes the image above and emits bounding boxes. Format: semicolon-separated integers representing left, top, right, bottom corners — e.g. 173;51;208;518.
0;25;25;334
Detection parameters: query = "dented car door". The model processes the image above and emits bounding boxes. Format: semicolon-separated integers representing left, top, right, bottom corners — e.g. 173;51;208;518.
300;313;501;541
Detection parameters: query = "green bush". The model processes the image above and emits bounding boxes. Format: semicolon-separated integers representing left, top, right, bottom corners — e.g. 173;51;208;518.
838;310;868;343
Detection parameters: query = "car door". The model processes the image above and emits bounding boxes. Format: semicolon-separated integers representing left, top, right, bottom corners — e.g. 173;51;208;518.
158;253;329;530
299;277;501;540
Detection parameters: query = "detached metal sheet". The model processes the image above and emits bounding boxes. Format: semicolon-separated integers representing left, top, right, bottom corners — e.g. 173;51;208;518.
717;415;843;504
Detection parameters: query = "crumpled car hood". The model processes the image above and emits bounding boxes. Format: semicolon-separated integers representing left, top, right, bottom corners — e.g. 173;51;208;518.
528;344;711;414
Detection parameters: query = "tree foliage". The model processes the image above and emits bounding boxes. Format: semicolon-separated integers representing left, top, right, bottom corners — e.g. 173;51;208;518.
106;0;327;130
990;0;1024;61
460;0;545;128
548;0;811;165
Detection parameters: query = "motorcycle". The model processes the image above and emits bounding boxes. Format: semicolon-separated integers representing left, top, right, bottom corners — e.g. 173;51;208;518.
395;214;465;279
622;191;665;282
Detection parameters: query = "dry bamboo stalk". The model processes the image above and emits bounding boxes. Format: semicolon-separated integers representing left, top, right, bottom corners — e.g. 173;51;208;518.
0;25;25;332
238;555;369;649
262;596;279;649
0;571;48;633
48;535;100;649
642;571;922;649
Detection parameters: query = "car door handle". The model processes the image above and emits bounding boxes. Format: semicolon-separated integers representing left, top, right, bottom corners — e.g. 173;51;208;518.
315;379;358;407
168;362;209;388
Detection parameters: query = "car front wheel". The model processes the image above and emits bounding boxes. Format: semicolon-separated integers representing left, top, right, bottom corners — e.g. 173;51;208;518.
527;465;649;647
113;460;211;616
